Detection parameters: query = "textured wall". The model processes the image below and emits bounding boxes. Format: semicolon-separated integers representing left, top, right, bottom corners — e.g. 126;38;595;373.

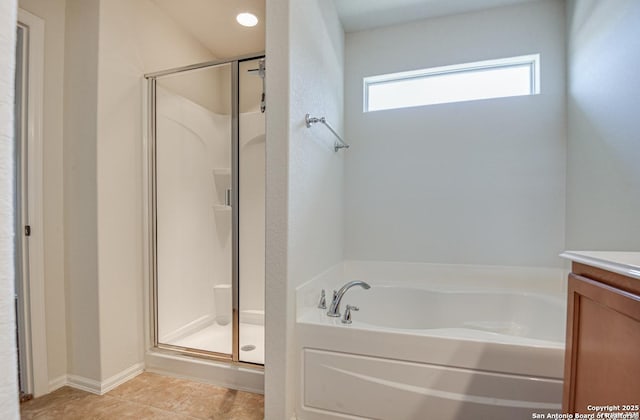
0;0;20;417
344;0;567;268
264;0;290;417
288;0;345;288
289;0;345;417
264;0;345;418
565;0;640;250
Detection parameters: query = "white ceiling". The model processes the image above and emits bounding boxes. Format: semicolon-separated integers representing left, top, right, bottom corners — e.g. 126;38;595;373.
152;0;542;56
152;0;265;59
334;0;543;32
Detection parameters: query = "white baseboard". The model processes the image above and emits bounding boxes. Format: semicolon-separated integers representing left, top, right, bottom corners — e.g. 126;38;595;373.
66;374;102;395
48;375;67;393
52;363;144;395
100;362;144;394
159;314;215;343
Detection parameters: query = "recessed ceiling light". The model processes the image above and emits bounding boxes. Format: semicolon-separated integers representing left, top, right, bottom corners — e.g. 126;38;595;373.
236;12;258;27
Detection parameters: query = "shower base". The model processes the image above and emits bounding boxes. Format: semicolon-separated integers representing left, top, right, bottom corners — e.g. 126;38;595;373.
167;322;264;365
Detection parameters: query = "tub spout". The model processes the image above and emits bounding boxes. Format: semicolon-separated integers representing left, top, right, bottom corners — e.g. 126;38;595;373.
327;281;370;318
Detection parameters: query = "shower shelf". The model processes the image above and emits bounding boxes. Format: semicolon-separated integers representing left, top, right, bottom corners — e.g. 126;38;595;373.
212;204;231;211
212;168;231;176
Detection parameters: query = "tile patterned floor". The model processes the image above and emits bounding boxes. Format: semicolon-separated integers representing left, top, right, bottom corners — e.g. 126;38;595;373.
20;372;264;419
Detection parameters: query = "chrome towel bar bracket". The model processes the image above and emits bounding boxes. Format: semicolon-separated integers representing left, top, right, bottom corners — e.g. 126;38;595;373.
305;113;350;152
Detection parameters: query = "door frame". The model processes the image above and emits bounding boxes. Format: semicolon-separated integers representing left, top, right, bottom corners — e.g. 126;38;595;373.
16;8;48;397
143;54;265;367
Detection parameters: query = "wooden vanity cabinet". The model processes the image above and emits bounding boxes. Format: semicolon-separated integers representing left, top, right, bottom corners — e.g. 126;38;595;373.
562;262;640;412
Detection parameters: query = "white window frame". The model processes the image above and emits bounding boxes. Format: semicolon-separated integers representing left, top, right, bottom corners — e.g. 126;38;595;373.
363;54;540;112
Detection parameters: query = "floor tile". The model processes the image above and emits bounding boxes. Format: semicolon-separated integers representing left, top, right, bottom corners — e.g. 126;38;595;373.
21;372;264;420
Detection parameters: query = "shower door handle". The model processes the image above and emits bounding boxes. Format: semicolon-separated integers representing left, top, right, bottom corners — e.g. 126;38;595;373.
225;189;232;207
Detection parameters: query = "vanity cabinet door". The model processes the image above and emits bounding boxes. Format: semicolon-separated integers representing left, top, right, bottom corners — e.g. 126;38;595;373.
562;273;640;413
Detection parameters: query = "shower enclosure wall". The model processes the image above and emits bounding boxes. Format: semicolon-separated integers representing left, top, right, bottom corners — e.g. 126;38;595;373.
146;55;265;366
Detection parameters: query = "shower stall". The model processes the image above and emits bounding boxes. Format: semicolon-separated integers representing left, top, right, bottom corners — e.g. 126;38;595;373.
145;55;265;366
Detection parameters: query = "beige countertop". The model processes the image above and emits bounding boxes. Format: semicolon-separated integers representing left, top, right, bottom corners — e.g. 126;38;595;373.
560;251;640;280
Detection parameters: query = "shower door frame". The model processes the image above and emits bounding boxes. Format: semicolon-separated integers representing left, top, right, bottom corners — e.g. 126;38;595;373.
144;53;265;367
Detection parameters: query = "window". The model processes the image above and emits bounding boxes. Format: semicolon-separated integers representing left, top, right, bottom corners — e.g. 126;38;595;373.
364;54;540;112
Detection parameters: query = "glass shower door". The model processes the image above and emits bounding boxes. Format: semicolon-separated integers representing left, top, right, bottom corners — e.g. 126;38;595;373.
239;58;266;364
154;63;234;357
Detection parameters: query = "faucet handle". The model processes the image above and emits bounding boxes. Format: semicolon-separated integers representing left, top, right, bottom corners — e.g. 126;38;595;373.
326;290;341;318
341;305;359;324
318;289;327;309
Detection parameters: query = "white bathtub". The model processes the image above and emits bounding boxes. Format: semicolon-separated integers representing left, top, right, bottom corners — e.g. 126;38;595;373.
296;262;566;420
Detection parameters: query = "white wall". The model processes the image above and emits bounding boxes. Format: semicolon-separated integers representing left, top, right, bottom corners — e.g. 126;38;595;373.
264;0;345;418
17;0;68;388
264;0;291;417
289;0;345;287
565;0;640;250
0;0;20;417
63;0;101;382
63;0;219;384
344;0;567;268
288;0;346;412
96;0;217;381
21;0;228;388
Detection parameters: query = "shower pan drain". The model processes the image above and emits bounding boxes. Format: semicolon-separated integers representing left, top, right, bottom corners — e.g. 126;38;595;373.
241;345;256;352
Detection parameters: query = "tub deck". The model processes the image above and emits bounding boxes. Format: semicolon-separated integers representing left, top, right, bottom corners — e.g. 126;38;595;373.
297;278;566;420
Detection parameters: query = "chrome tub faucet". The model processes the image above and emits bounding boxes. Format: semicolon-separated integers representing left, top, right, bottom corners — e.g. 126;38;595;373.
327;281;371;317
318;289;327;309
341;305;359;324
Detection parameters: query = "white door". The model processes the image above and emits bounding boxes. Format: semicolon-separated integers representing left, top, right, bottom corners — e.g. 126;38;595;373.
13;21;30;400
14;9;48;398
